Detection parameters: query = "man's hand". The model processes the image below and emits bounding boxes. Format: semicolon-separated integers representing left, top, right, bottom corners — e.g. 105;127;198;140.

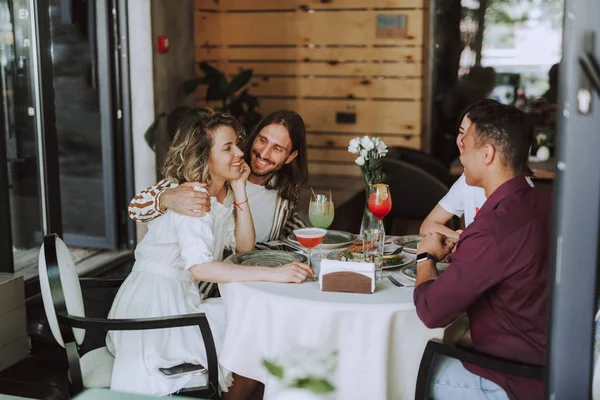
160;182;211;217
417;232;455;262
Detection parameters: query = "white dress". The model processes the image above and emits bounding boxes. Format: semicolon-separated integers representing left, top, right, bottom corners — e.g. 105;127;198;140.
106;187;236;396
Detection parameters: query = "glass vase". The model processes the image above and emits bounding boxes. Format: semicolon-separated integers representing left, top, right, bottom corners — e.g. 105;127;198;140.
360;187;379;236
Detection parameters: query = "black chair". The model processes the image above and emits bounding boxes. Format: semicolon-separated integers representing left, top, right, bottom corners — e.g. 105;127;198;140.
415;338;544;399
386;147;457;189
382;158;458;233
38;234;220;399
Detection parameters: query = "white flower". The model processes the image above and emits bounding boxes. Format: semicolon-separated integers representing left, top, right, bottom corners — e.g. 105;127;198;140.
355;155;365;166
361;135;375;150
348;138;360;154
376;140;388;156
360;149;369;159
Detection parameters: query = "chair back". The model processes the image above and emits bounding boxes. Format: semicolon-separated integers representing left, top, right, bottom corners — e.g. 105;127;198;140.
38;234;86;347
387;147;456;188
593;307;600;399
382;158;450;233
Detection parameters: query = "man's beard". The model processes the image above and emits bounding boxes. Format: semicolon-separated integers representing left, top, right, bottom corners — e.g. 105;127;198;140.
251;151;282;177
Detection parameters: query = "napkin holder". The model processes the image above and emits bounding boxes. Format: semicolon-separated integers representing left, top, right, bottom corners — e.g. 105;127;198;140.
319;260;375;294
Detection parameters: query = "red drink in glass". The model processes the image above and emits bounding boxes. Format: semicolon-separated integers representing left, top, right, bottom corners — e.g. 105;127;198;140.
296;235;324;248
368;192;392;220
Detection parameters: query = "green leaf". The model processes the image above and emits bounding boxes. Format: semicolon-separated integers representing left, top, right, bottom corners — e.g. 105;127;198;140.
182;76;210;96
199;61;221;78
291;378;335;394
228;69;253;94
206;74;229;101
262;360;284;379
144;113;166;150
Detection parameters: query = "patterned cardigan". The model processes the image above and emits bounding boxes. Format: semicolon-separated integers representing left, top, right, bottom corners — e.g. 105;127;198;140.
128;179;305;241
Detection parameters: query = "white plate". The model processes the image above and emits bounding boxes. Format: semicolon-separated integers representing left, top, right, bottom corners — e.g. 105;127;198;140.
392;235;423;254
400;261;450;281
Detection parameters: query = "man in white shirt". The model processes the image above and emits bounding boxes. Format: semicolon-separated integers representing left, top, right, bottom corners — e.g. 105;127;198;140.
129;110;308;243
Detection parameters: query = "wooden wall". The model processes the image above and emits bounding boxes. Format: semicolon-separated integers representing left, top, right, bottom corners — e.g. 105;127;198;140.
193;0;427;176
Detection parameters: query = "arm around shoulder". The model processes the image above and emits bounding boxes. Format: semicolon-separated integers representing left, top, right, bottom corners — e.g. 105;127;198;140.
128;179;172;223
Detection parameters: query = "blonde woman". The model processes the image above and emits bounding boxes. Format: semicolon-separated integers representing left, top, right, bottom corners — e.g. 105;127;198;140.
106;110;313;397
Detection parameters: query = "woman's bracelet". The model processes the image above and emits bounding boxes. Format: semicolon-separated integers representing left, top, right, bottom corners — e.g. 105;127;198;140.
233;198;249;211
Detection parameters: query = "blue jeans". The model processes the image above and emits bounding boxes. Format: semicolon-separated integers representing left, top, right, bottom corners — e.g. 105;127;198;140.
429;355;509;400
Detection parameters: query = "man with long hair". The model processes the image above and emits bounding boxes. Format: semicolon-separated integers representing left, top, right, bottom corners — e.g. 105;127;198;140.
129;110;309;242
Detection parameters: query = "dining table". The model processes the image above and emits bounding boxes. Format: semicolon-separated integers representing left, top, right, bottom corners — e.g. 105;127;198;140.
219;243;447;400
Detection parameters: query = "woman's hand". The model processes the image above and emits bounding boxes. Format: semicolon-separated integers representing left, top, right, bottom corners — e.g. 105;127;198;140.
269;262;314;283
229;160;251;189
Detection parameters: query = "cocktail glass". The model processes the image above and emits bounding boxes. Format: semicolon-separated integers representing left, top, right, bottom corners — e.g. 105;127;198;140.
308;190;334;257
293;227;327;282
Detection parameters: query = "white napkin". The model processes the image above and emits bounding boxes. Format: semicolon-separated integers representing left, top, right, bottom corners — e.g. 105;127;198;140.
319;259;375;293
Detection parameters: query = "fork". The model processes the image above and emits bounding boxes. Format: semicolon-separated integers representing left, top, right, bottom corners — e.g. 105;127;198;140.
387;275;405;288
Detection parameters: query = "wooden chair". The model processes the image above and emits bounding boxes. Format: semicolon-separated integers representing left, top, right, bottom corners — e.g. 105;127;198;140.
38;233;220;399
414;338;544;399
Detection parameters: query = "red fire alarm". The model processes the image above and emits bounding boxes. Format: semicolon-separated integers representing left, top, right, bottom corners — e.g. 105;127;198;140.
157;36;170;53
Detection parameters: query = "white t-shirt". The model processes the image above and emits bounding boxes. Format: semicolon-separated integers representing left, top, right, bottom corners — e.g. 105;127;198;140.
246;181;278;242
438;174;487;227
439;173;535;227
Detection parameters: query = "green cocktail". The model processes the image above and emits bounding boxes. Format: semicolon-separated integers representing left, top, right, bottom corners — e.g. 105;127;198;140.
309;198;334;229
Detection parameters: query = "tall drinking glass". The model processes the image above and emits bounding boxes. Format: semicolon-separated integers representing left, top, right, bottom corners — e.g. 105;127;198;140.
367;184;392;280
309;191;334;257
293;227;327;282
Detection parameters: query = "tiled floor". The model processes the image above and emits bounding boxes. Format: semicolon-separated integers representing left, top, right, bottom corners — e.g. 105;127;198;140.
0;261;134;399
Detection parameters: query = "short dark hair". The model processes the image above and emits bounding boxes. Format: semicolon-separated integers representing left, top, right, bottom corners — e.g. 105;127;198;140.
467;103;534;175
456;99;502;135
244;110;308;204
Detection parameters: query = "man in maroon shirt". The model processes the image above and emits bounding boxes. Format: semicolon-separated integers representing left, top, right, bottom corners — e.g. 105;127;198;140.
413;103;551;400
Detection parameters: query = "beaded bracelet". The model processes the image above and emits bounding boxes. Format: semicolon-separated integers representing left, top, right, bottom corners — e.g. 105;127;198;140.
233;198;249;211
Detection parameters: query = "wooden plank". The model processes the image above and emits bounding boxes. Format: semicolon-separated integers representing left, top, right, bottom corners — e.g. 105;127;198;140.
243;77;422;99
308;148;357;163
195;0;425;10
308;162;362;176
195;98;422;134
260;98;421;134
198;61;422;77
196;46;423;63
307;133;421;148
195;10;424;46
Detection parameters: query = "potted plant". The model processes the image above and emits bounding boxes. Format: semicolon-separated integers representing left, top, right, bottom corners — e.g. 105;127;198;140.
145;62;263;149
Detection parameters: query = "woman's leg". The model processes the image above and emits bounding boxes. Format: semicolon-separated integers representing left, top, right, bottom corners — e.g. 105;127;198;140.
223;373;263;400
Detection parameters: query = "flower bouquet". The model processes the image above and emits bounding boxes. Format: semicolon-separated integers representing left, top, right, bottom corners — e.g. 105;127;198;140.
348;136;389;233
263;347;337;400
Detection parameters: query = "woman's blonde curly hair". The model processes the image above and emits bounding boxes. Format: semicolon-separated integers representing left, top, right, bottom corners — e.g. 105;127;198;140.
162;109;243;185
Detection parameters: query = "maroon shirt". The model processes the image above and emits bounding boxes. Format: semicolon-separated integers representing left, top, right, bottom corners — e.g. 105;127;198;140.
414;176;551;400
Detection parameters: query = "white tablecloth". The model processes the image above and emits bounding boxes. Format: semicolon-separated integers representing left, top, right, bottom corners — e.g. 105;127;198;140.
219;274;444;399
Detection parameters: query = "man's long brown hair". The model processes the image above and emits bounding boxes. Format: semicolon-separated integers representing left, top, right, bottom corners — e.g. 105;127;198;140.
244;110;308;205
